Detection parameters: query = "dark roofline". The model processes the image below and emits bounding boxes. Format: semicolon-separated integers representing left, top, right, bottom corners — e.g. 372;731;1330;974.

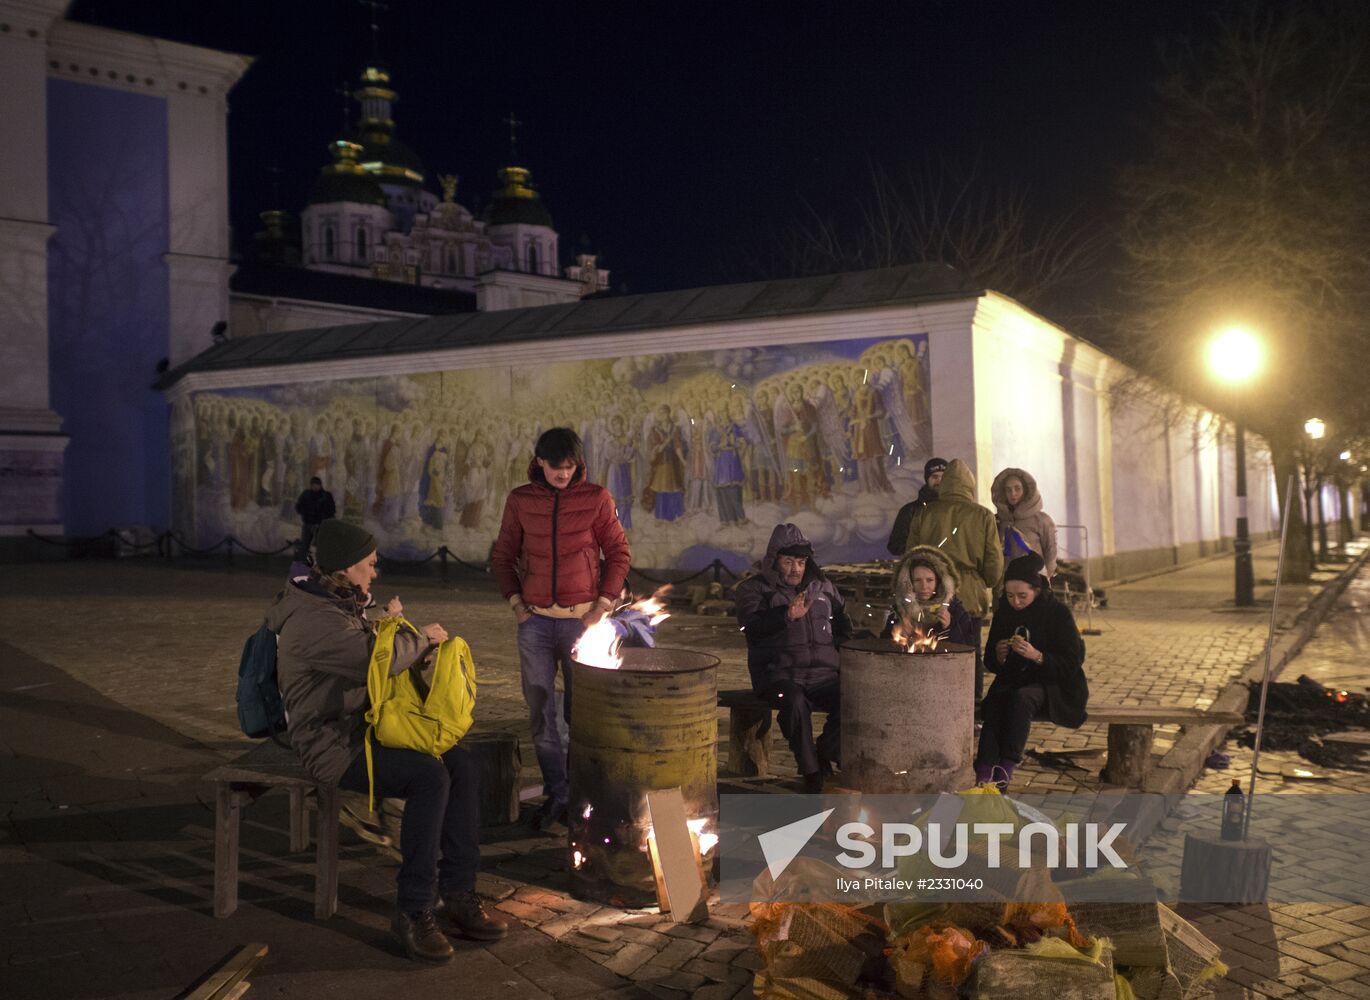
230;262;476;316
161;263;983;389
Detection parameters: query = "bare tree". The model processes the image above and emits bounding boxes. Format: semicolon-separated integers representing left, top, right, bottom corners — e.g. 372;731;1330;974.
1113;0;1370;581
745;158;1106;316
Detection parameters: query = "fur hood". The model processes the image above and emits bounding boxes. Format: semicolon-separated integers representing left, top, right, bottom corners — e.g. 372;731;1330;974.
991;467;1043;521
892;544;959;616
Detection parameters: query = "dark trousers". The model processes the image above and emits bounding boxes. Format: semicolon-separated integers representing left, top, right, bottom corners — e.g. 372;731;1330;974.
516;615;581;808
339;741;480;913
758;678;841;777
975;683;1048;766
298;521;320;558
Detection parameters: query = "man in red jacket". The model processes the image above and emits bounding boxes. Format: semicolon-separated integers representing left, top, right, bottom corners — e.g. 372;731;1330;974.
491;427;631;829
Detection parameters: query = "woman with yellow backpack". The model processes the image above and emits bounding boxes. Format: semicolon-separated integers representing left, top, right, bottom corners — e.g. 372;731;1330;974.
268;519;506;963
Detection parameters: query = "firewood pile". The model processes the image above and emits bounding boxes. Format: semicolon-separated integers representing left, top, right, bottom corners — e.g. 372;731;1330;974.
747;792;1228;999
1239;674;1370;770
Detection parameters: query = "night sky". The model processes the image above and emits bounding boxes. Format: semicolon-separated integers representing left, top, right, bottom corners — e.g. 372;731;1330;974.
70;0;1233;325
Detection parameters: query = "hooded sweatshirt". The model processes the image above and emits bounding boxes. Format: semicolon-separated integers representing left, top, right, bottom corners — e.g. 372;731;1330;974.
903;459;1003;619
886;545;977;647
734;523;852;691
265;578;428;784
991;467;1058;578
491;457;631;609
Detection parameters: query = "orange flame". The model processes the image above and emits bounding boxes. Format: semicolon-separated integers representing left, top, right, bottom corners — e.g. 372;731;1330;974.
892;619;945;654
572;586;673;669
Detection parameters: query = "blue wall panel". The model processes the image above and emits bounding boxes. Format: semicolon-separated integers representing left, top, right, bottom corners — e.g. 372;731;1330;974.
47;79;169;533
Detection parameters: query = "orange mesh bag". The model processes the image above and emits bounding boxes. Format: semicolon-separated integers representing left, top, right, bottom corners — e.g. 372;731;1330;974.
888;924;988;990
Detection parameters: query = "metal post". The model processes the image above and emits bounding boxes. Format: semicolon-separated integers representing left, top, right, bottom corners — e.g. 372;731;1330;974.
1243;475;1296;839
712;559;723;585
439;546;449;582
1234;419;1255;606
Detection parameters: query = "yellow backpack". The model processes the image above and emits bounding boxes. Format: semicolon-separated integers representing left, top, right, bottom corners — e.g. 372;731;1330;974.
363;616;477;809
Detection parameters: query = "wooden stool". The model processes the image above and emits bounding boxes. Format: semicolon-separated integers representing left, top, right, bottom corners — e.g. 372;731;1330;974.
205;741;341;919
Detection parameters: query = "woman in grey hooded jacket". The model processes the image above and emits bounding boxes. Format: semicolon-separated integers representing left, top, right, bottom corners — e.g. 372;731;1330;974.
991;467;1058;579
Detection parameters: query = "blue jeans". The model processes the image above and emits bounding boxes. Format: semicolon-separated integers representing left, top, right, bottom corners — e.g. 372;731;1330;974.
516;615;583;808
338;740;480;913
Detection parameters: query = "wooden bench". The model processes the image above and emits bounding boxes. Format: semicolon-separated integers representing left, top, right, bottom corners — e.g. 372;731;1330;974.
719;689;775;777
719;691;1246;788
205;741;340;919
1085;705;1246;787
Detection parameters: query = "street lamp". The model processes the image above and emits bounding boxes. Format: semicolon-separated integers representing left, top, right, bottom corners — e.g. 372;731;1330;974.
1208;327;1263;606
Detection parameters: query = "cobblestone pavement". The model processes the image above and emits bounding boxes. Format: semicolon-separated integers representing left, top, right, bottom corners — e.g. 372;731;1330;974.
1138;564;1370;997
0;543;1358;997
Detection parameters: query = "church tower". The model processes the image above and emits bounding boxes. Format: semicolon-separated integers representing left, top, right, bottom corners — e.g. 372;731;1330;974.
300;139;392;275
351;63;437;232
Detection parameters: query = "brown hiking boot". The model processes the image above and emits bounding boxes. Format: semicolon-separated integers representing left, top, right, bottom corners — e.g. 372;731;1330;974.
392;908;454;963
439;890;509;941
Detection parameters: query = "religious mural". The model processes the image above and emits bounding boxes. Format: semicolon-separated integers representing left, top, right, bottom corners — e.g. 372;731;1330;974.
179;334;931;568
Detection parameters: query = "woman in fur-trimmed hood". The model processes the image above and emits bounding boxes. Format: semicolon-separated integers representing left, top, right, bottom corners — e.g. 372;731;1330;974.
991;467;1058;579
885;545;977;647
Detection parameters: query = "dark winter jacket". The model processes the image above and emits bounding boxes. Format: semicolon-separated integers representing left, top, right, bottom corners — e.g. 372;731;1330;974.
904;460;1003;618
295;488;337;525
886;483;939;556
984;585;1088;728
735;524;852;692
266;576;428;784
491;459;631;609
884;545;978;647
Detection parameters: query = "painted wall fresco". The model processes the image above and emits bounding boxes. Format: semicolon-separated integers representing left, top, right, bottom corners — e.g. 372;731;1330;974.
181;335;931;569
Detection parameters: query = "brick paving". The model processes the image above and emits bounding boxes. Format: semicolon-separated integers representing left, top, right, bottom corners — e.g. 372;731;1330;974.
0;542;1362;997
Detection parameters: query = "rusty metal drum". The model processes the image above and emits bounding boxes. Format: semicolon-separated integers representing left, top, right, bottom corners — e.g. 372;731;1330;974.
568;647;720;906
840;638;976;793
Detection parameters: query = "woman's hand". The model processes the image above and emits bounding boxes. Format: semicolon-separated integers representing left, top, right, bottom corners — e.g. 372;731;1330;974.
994;639;1011;665
421;623;449;646
385;596;404;617
1010;634;1043;664
936;606;951;628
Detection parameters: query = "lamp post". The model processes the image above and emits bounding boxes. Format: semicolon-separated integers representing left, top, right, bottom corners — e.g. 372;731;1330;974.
1207;328;1262;607
1304;418;1325;564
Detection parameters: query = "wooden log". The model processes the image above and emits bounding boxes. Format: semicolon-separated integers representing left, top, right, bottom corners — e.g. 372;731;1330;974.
971;941;1115;999
645;788;707;923
213;784;245;918
727;702;773;778
287;786;309;853
462;731;521;827
1100;724;1154;787
314;784;340;919
184;942;268;1000
1179;832;1271;905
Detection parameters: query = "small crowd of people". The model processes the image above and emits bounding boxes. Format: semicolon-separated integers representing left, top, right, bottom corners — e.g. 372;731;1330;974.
269;430;1086;961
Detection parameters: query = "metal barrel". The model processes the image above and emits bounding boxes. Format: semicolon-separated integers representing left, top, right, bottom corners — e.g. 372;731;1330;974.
568;647;720;907
840;638;975;793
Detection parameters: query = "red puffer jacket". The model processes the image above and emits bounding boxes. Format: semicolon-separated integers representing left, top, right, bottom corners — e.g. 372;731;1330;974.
491;460;631;608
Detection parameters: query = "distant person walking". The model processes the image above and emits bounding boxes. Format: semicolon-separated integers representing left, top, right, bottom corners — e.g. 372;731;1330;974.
887;457;947;555
902;458;1003;700
294;477;336;559
991;467;1059;578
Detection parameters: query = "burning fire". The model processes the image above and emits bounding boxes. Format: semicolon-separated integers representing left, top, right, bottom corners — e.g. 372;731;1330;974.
891;619;946;654
571;586;672;669
644;817;718;857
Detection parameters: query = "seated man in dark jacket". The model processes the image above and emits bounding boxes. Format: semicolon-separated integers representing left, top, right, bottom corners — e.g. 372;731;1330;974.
735;523;851;793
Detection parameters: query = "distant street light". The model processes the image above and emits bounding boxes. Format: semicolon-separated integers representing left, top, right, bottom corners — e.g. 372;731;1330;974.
1208;327;1262;606
1305;417;1326;440
1340;450;1352;462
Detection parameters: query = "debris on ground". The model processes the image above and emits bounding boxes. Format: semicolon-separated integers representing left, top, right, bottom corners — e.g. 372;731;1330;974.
1239;675;1370;770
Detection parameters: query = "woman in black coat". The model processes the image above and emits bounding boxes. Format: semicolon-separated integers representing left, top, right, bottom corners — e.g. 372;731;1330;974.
975;552;1088;788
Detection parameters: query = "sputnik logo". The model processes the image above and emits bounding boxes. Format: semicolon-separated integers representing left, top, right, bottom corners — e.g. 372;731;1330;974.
757;808;834;880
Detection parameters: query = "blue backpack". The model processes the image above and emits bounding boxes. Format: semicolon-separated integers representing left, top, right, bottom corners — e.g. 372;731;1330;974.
237;623;286;740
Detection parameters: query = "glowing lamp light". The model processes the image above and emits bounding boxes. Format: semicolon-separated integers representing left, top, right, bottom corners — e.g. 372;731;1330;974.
1305;418;1326;440
1340;450;1352;462
1206;327;1262;383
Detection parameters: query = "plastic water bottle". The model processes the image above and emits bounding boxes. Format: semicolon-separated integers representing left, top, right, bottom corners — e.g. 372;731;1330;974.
1221;779;1244;841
